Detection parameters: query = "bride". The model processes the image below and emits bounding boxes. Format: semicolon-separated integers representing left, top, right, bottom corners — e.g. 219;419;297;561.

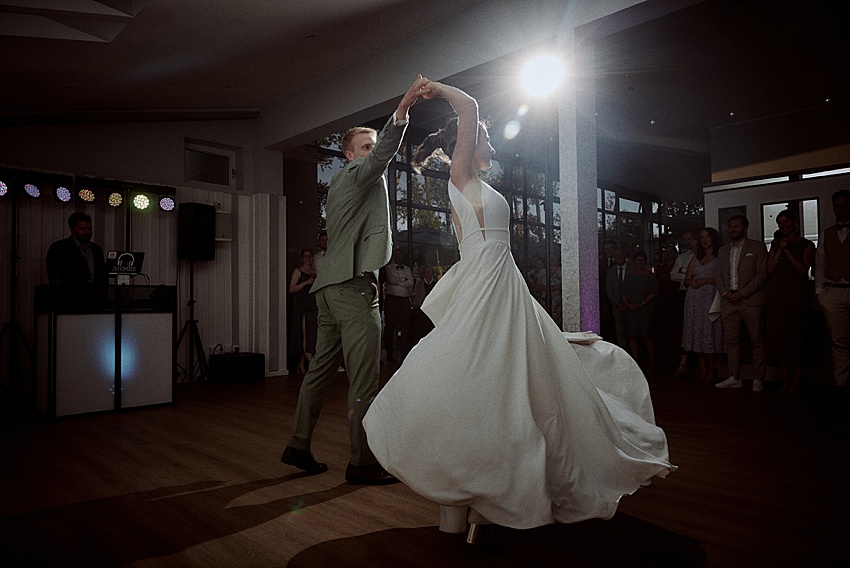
362;81;675;538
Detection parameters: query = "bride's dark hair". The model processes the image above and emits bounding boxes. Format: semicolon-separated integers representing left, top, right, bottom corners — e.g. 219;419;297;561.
411;117;459;173
412;117;491;173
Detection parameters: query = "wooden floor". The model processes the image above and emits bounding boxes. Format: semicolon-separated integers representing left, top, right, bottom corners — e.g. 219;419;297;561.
1;363;849;567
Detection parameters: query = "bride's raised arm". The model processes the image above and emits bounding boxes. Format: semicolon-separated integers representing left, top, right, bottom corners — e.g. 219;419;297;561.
422;82;479;190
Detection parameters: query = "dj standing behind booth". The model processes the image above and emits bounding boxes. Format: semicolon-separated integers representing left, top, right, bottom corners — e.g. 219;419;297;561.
46;212;107;306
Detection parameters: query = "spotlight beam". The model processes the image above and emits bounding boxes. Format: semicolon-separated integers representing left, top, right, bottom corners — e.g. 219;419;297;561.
520;55;565;98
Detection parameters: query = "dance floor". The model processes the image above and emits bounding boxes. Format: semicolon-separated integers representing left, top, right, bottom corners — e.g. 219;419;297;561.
1;364;848;567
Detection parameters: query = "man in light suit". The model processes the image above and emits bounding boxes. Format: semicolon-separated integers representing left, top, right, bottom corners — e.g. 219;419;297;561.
715;214;768;391
815;189;850;388
281;76;429;484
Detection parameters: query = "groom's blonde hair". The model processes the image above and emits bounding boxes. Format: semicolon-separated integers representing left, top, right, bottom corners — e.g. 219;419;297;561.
341;126;377;155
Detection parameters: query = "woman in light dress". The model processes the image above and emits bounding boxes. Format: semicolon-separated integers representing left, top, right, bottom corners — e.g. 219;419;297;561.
681;228;724;382
363;81;674;540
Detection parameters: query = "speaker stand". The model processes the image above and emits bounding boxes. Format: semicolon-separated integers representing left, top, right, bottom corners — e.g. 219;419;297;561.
175;258;207;382
1;186;35;409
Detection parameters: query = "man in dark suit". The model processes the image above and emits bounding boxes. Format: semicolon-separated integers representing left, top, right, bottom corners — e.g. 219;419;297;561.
598;239;617;341
715;214;768;391
281;76;428;484
46;211;107;306
605;246;630;348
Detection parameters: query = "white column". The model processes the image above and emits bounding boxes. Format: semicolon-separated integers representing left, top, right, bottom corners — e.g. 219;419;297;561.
558;32;598;332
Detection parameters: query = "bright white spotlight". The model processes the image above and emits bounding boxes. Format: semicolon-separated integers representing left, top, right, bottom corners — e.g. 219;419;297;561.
133;194;150;210
520;55;565;98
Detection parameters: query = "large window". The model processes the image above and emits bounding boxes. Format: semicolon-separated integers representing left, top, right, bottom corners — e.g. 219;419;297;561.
316;129;564;326
184;139;239;191
316;153;346;233
599;187;704;267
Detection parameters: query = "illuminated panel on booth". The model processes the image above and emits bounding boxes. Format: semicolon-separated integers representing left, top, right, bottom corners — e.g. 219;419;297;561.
121;313;173;408
55;315;115;416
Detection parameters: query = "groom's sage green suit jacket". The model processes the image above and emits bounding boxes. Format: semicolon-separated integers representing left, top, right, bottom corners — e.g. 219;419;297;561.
312;115;407;292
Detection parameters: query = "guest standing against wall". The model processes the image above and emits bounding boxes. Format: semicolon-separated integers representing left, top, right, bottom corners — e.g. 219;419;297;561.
815;189;850;389
622;250;658;370
767;209;815;395
681;228;724;382
715;215;768;391
288;249;318;375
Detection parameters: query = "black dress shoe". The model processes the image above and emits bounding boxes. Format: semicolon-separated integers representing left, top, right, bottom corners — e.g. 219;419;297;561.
280;446;328;475
344;462;400;485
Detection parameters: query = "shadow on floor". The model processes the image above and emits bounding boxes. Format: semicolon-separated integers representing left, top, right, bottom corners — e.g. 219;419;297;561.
287;513;706;567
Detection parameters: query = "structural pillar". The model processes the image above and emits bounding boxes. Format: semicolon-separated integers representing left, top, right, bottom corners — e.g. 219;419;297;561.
558;31;598;332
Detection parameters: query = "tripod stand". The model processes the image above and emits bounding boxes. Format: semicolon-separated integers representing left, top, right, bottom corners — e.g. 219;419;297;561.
1;185;35;406
175;257;207;382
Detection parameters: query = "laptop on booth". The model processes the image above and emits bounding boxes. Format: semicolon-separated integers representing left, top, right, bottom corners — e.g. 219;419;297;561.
106;250;145;285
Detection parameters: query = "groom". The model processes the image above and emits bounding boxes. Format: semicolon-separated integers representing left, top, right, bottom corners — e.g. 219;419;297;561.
281;76;429;484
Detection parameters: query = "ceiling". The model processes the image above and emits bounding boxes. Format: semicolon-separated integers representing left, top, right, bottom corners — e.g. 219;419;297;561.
1;0;847;203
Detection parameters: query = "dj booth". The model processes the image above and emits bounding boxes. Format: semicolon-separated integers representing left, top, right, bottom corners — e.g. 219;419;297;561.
34;283;177;418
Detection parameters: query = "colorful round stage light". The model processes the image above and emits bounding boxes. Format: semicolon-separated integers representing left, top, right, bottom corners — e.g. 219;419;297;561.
159;196;175;211
107;192;123;207
24;183;40;198
55;186;72;202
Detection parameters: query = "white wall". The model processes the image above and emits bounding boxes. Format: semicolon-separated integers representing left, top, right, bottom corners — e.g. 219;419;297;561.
704;172;850;239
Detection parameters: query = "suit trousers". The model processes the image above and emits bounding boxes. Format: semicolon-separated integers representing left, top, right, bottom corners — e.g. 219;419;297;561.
289;275;381;466
818;287;850;387
721;301;766;381
383;294;411;358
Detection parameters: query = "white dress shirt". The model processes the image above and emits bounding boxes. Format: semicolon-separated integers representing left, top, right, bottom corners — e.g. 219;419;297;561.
385;263;414;298
728;240;744;291
815;224;850;293
670;250;694;290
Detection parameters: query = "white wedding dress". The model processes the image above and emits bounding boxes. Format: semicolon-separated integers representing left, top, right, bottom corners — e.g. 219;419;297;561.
363;178;674;530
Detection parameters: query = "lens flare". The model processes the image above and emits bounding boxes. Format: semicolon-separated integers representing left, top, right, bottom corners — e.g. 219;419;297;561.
503;120;522;141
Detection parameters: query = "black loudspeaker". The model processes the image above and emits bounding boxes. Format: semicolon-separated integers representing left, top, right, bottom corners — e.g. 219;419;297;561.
178;202;216;261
